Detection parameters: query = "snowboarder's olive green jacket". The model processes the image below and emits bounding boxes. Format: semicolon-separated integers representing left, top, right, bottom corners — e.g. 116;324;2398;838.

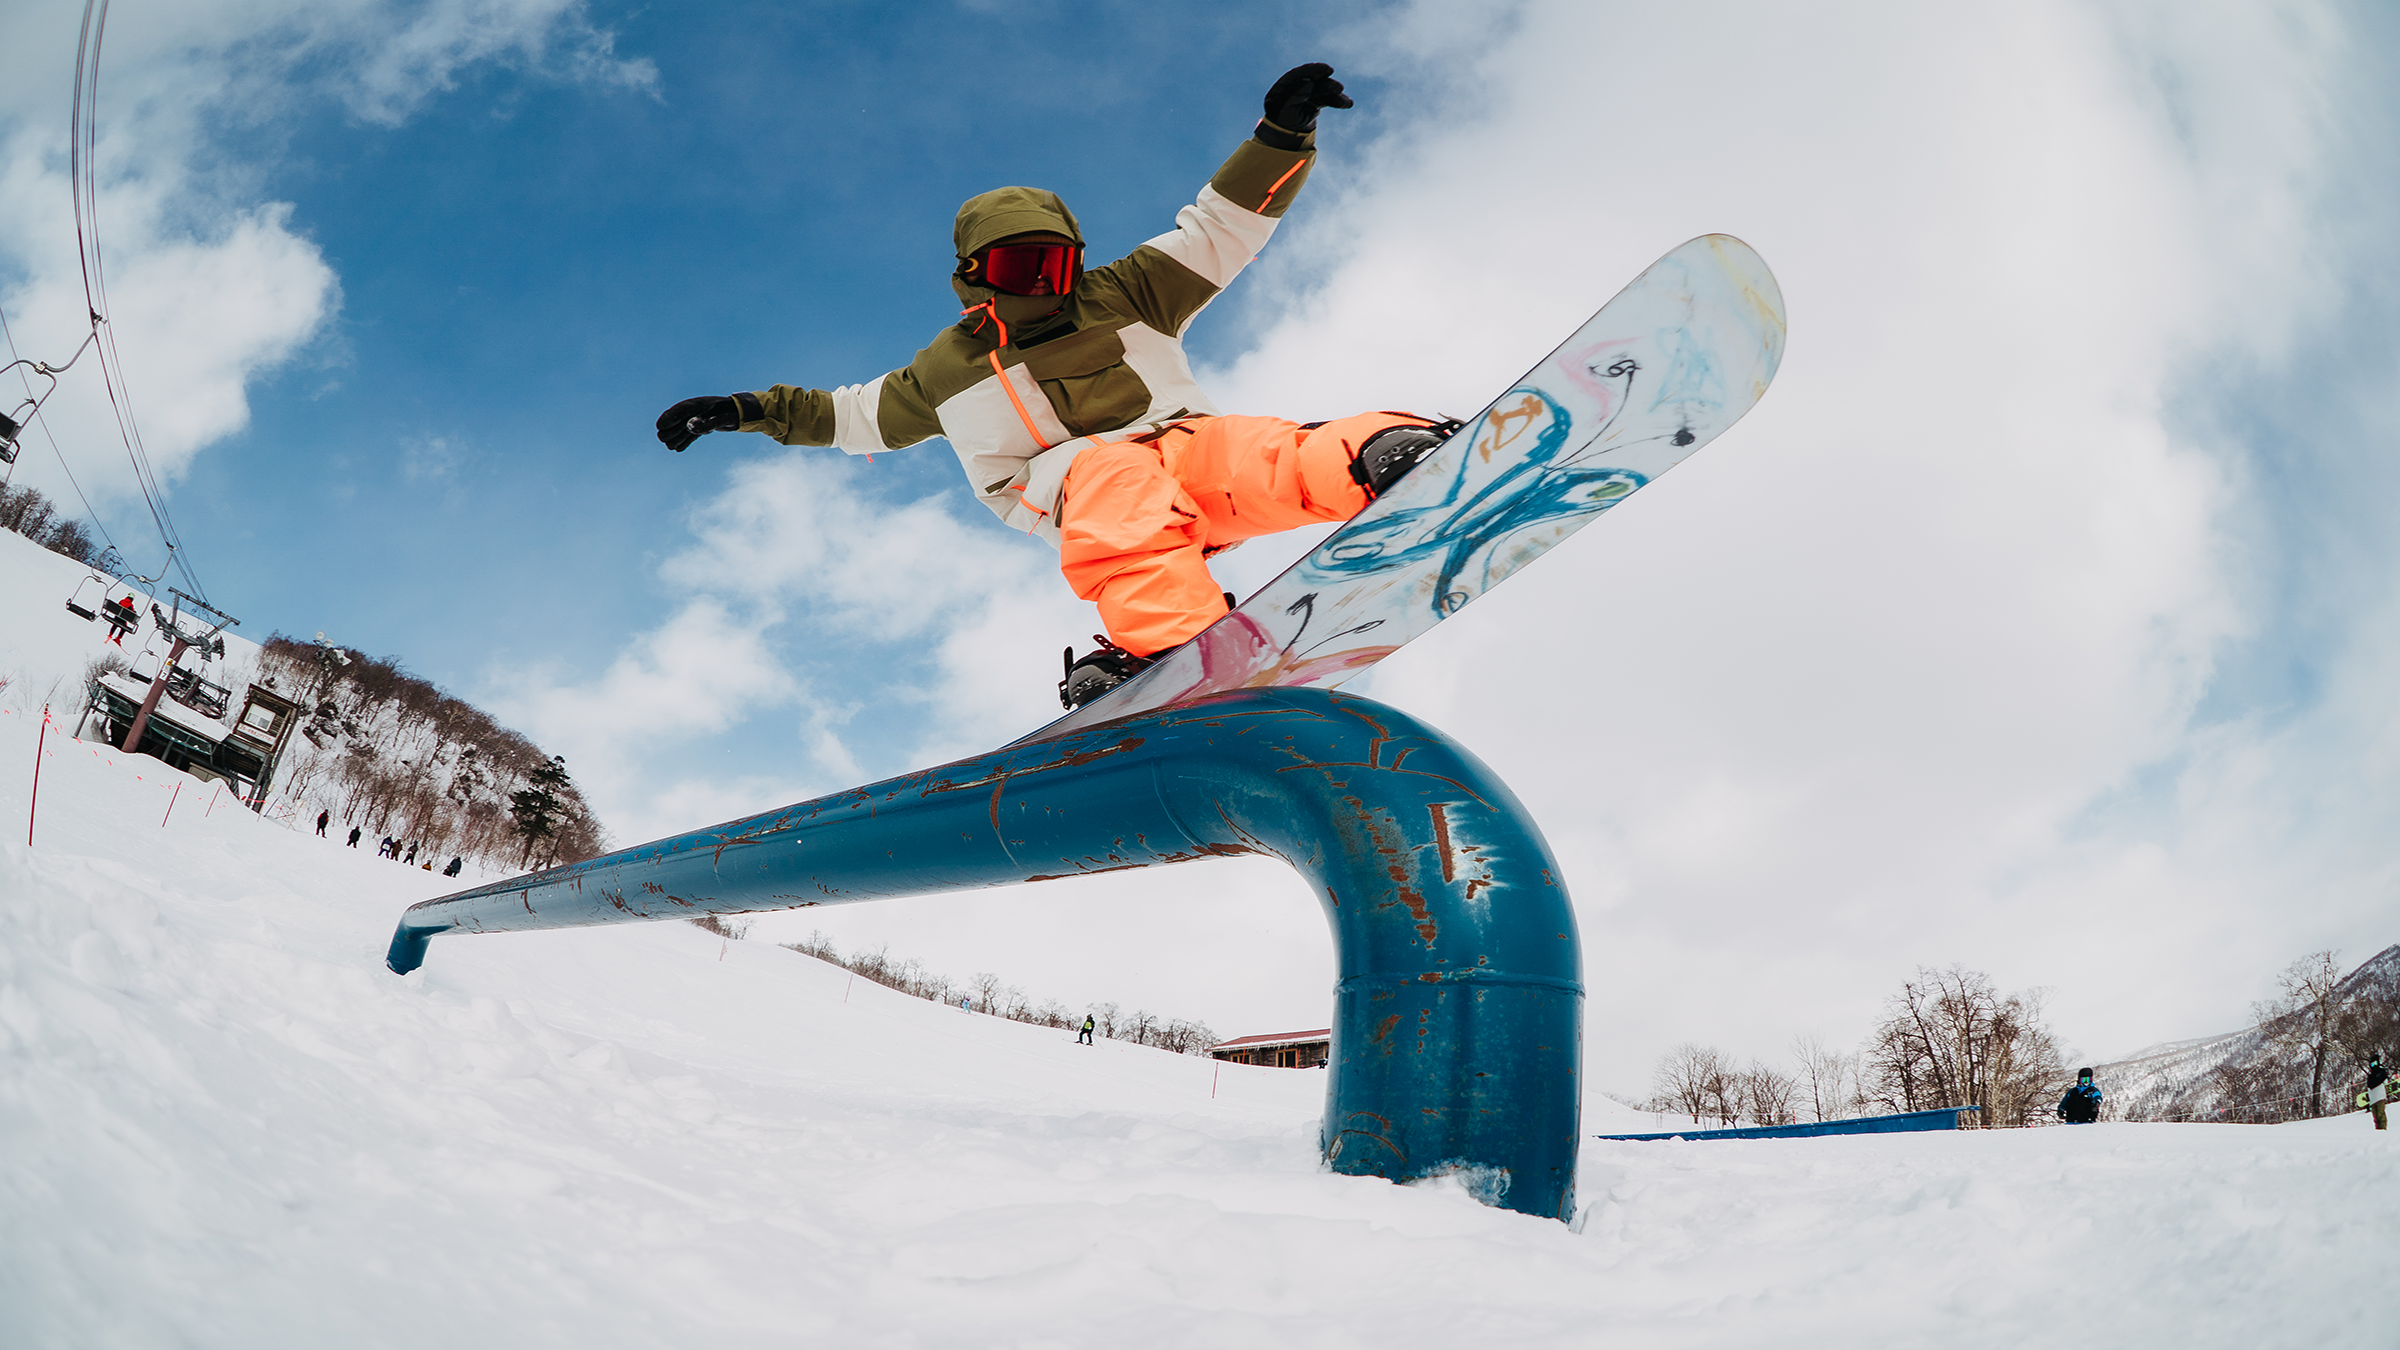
733;130;1316;544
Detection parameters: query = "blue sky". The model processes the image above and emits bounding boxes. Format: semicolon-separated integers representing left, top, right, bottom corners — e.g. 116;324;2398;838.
4;1;2398;1089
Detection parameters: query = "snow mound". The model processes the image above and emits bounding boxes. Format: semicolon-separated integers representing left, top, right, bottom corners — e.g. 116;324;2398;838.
1;676;2393;1345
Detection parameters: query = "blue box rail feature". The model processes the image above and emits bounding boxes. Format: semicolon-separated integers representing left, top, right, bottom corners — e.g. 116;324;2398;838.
1595;1106;1978;1141
384;687;1584;1221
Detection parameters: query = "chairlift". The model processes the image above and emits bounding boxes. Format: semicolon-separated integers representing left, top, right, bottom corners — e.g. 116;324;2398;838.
165;664;232;721
2;331;97;468
65;574;106;621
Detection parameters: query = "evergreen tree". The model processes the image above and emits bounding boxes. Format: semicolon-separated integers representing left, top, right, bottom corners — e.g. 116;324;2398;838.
509;756;572;868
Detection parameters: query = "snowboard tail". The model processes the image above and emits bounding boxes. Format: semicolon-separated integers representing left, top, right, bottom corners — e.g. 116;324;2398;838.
1023;234;1787;743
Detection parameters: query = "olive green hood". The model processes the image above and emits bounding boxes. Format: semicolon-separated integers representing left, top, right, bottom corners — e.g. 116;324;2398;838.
950;187;1087;323
953;186;1084;258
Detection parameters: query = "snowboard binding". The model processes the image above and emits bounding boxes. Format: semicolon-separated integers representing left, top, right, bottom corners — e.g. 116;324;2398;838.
1348;418;1466;499
1059;638;1155;710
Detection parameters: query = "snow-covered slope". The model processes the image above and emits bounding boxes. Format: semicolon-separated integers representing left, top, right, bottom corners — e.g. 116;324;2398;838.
2095;945;2400;1121
0;527;592;870
2;698;2393;1346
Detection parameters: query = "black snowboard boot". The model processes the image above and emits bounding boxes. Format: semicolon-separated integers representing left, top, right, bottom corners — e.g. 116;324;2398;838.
1348;419;1465;499
1059;638;1154;710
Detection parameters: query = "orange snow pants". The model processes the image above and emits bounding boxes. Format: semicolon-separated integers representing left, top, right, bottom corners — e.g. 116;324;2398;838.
1058;411;1434;656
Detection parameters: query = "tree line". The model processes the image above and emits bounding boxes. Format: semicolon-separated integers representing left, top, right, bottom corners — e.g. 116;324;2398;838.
257;633;607;871
752;925;1220;1055
1648;964;2069;1130
0;480;108;570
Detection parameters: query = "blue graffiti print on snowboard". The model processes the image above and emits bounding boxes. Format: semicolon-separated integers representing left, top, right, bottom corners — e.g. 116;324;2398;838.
1299;389;1648;616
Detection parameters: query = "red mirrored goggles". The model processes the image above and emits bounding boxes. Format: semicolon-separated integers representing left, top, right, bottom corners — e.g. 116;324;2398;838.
970;242;1079;296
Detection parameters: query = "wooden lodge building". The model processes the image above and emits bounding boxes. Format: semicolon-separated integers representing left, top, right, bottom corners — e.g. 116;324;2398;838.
1208;1029;1332;1069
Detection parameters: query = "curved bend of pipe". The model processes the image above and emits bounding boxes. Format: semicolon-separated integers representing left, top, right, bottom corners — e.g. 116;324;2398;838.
385;686;1582;1220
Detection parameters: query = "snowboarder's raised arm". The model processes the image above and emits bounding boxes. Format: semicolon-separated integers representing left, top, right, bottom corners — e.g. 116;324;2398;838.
1089;63;1352;339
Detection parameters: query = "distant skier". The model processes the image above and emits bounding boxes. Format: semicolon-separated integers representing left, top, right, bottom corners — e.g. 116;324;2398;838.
315;809;330;837
444;856;463;877
2056;1068;2103;1124
2363;1051;2390;1131
403;840;419;865
1077;1015;1096;1046
346;825;361;848
656;64;1456;708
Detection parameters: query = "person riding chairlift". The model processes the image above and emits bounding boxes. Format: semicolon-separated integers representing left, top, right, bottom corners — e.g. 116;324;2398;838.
105;594;138;647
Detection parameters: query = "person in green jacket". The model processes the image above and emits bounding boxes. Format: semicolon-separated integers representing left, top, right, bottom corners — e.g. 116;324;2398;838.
658;64;1452;707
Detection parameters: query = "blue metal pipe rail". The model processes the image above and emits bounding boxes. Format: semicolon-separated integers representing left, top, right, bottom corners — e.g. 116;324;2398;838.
1594;1106;1978;1141
385;687;1583;1221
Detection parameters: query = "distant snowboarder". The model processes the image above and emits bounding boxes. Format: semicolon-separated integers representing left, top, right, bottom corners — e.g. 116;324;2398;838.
656;63;1456;707
444;856;463;877
2361;1051;2390;1131
315;809;330;837
2057;1068;2102;1124
346;825;361;848
403;840;419;865
1077;1015;1095;1046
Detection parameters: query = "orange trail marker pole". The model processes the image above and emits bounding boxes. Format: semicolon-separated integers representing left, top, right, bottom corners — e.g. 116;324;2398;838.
161;782;182;827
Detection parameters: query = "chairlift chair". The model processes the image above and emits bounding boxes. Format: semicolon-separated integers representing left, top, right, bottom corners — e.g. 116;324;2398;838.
65;574;106;621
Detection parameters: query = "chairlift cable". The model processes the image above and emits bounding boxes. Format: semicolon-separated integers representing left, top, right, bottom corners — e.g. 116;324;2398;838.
68;0;207;604
0;301;124;566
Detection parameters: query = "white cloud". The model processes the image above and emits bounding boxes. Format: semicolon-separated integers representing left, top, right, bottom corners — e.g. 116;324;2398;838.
491;450;1092;841
1146;0;2386;1078
0;0;655;517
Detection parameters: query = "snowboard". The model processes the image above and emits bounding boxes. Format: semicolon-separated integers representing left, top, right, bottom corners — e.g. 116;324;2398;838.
1020;233;1787;744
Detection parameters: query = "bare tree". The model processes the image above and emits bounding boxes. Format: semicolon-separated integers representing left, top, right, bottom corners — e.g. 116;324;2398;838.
969;971;1005;1014
1652;1043;1727;1124
1740;1060;1800;1127
1861;966;2067;1128
2253;951;2351;1118
1793;1034;1857;1122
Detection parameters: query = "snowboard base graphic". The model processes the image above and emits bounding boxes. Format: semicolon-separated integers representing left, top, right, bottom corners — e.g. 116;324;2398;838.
1021;233;1787;744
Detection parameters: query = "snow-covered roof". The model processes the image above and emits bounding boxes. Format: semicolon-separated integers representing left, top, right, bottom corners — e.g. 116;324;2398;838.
1210;1028;1332;1052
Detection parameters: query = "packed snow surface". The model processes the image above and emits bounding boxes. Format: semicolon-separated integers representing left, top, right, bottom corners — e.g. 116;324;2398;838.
2;669;2393;1346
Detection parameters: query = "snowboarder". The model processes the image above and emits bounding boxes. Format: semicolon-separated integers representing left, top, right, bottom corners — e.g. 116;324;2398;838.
346;825;361;848
2056;1068;2102;1124
315;809;330;837
444;856;463;877
404;840;419;865
1077;1015;1095;1046
655;63;1456;707
2362;1051;2390;1131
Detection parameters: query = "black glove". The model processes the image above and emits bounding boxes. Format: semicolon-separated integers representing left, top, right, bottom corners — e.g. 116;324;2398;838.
1262;62;1352;138
655;395;742;452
